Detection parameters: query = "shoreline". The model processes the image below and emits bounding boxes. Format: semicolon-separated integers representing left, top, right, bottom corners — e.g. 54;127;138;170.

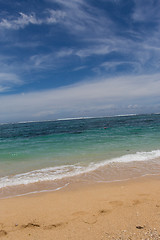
1;175;160;239
1;155;160;199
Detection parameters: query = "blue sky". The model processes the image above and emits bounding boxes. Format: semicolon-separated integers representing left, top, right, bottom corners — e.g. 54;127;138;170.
0;0;160;122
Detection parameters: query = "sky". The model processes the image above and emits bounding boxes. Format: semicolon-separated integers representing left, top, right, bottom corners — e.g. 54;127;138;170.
0;0;160;122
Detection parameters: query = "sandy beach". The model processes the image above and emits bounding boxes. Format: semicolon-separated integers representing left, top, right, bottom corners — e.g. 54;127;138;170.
0;175;160;239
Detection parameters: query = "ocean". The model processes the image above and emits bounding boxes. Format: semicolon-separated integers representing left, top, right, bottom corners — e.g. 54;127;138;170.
0;114;160;198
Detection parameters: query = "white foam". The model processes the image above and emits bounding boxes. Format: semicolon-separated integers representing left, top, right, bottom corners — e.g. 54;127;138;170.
57;117;95;121
115;114;137;117
0;183;69;199
1;150;160;189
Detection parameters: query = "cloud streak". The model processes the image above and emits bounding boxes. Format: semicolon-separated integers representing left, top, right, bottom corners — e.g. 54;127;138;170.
0;12;42;29
0;73;22;92
0;10;66;30
0;73;160;122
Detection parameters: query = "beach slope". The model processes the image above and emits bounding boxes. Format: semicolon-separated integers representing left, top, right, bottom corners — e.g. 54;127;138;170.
0;176;160;239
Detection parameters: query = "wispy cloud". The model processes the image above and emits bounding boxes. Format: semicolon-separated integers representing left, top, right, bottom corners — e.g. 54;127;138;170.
75;45;113;58
0;0;112;45
56;49;74;58
23;0;160;74
0;12;42;29
72;66;86;71
0;73;22;92
46;9;66;23
47;0;113;39
132;0;160;22
99;61;141;73
28;45;115;70
0;10;66;30
0;0;160;103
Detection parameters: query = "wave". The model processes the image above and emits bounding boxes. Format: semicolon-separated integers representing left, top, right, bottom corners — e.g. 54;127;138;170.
115;114;137;117
57;117;95;121
2;183;69;199
1;150;160;189
57;114;138;121
1;113;159;126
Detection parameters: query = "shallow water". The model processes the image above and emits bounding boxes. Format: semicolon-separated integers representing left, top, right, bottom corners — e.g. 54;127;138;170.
0;114;160;198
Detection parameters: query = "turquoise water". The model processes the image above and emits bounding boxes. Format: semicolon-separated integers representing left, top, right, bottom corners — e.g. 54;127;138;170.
0;114;160;197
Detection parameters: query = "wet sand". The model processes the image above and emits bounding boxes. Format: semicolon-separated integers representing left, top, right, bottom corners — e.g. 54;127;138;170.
1;175;160;239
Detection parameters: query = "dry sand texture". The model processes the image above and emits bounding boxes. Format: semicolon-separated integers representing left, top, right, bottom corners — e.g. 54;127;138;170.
0;176;160;239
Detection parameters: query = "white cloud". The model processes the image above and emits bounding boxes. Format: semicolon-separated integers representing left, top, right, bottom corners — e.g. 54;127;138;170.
0;73;160;122
56;49;74;58
0;73;22;92
0;10;65;30
28;43;117;70
0;73;21;84
0;86;10;92
132;0;160;22
46;9;66;23
101;61;135;69
76;45;112;58
46;0;113;39
0;12;42;30
72;66;86;71
33;110;55;117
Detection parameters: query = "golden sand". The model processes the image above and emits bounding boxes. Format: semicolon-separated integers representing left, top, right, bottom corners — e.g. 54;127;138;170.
0;175;160;239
